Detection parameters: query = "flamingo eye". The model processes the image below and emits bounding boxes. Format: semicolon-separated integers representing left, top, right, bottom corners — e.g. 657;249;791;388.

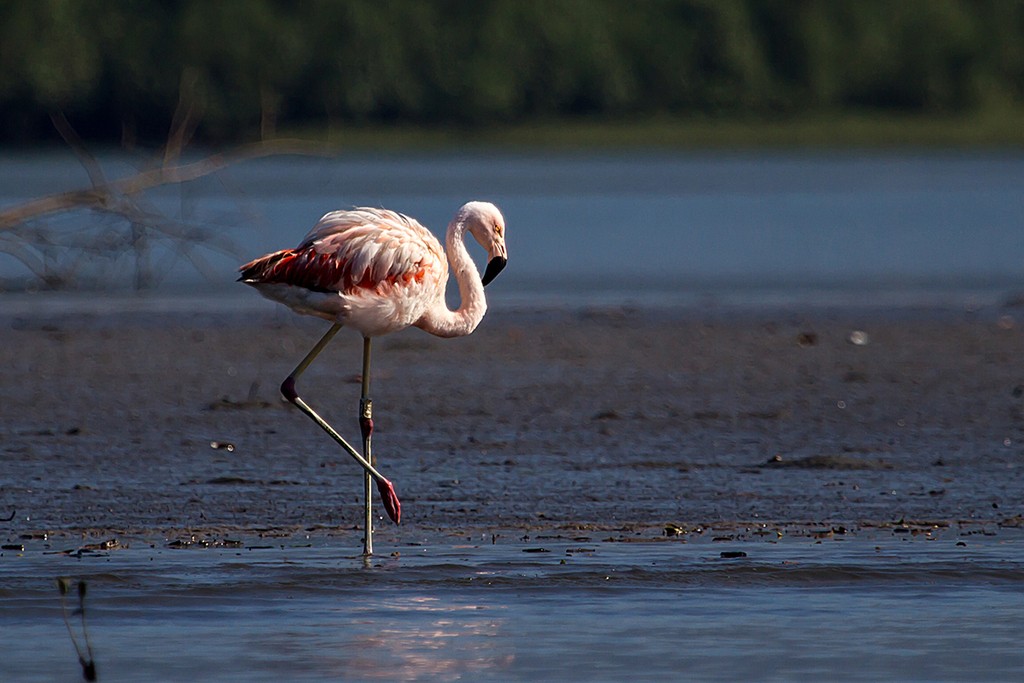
494;224;503;236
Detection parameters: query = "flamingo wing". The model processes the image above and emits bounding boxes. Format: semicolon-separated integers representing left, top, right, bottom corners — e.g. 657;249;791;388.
240;208;445;295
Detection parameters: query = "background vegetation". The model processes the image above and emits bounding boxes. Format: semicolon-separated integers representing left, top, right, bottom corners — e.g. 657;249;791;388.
2;0;1024;146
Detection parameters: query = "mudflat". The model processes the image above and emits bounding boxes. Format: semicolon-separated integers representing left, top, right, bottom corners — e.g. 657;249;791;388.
2;301;1022;545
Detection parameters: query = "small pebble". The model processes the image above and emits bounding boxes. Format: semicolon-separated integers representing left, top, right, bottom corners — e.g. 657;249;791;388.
848;330;869;346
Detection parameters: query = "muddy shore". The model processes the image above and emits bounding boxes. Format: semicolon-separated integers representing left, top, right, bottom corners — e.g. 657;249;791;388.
2;299;1023;547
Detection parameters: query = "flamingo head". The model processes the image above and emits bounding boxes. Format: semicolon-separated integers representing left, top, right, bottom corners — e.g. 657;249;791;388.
376;477;402;525
461;201;508;286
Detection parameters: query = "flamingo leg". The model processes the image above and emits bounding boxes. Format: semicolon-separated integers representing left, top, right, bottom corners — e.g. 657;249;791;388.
280;323;401;530
360;336;374;555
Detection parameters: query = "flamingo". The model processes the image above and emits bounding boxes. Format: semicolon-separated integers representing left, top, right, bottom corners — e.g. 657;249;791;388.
238;201;508;554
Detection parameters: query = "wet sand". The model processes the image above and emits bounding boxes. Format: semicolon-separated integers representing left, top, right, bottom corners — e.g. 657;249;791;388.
2;299;1023;547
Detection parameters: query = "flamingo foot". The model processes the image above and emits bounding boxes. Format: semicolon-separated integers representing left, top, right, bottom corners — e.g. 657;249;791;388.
376;478;401;525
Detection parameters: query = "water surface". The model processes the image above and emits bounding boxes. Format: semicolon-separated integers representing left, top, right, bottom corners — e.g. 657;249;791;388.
1;150;1022;304
2;150;1023;681
3;532;1023;682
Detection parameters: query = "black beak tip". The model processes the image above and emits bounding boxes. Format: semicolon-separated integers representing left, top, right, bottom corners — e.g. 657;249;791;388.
481;256;507;287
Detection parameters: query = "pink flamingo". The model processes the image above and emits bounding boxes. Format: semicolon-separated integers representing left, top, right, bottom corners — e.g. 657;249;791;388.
239;201;508;554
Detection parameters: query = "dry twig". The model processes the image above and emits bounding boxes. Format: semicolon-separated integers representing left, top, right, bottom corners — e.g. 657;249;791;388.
0;138;325;233
0;126;327;288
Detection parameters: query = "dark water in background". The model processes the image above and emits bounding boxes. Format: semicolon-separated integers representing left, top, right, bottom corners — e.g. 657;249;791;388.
1;150;1022;305
2;151;1024;681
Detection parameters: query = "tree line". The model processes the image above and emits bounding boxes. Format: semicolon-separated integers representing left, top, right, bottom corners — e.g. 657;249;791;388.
2;0;1023;145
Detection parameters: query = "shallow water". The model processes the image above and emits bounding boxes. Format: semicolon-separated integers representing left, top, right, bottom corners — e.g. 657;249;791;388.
4;299;1024;681
3;532;1024;682
2;150;1023;299
3;150;1024;680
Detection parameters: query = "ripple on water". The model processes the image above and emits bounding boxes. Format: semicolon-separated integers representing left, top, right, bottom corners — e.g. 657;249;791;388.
2;535;1024;681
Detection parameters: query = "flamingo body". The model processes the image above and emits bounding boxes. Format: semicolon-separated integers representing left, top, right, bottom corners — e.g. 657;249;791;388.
237;201;507;548
239;207;448;337
240;203;506;338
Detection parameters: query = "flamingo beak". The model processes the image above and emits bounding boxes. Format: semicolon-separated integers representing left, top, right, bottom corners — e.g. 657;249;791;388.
481;256;507;287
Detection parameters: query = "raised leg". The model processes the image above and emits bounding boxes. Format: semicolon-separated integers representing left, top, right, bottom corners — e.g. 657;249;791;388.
360;336;374;555
280;323;401;528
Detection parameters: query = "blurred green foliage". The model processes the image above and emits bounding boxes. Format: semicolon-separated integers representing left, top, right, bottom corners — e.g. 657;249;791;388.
1;0;1023;144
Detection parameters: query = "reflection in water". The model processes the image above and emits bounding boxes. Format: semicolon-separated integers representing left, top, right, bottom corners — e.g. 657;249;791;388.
2;541;1024;681
329;596;514;681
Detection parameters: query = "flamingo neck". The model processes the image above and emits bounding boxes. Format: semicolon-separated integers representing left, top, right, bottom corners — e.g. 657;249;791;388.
416;215;486;338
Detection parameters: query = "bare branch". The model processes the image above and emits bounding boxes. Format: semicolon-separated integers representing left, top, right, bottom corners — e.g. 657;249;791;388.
164;68;204;167
0;239;48;279
0;139;329;232
50;112;108;190
1;96;332;290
